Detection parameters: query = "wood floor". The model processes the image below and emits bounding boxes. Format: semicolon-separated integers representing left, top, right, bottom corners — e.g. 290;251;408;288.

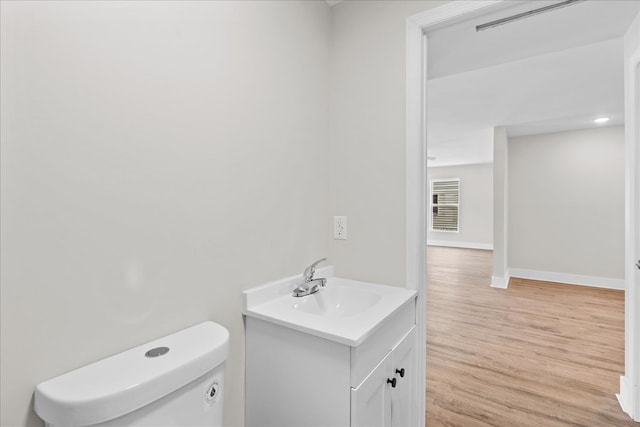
425;246;635;427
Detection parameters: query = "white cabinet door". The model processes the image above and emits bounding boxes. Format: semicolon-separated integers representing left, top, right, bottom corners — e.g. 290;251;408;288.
390;326;416;427
351;352;392;427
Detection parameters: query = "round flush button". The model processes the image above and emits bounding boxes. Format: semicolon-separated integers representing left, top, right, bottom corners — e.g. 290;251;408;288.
145;346;170;358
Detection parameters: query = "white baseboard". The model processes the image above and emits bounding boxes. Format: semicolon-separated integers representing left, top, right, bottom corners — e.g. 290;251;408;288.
617;375;633;419
427;240;493;250
509;268;624;290
490;274;510;289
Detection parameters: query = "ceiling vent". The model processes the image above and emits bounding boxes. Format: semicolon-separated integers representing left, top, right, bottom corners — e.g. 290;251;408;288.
476;0;585;32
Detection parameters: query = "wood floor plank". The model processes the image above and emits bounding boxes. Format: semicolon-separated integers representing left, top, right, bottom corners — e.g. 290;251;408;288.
425;246;635;427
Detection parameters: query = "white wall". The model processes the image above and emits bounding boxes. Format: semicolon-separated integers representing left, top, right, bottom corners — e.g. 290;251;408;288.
0;2;330;426
329;0;446;286
427;163;493;249
508;126;625;282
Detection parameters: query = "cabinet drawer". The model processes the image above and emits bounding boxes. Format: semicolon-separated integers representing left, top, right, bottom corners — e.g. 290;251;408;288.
350;298;415;387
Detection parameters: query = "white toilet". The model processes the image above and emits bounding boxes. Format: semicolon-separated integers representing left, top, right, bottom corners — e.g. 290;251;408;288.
34;321;229;426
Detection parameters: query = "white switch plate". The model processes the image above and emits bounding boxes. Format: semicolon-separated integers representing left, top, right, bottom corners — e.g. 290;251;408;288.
334;216;347;240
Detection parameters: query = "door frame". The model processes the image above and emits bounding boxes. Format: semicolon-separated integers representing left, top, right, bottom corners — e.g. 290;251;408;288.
619;13;640;421
405;1;640;425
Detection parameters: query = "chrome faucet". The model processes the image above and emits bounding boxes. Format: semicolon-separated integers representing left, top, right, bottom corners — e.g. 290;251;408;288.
292;258;327;297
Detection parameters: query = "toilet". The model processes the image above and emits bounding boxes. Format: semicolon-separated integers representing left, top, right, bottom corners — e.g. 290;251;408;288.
34;321;229;426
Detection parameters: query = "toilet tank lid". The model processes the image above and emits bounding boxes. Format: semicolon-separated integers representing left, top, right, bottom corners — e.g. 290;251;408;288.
34;321;229;426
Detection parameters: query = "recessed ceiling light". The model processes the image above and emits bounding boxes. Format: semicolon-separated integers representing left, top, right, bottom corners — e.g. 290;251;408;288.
593;117;610;124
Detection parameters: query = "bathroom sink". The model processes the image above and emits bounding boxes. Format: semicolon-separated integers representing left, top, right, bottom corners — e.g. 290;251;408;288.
291;286;381;317
242;267;416;346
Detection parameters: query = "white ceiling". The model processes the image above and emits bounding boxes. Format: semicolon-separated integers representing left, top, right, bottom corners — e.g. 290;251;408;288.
426;0;639;167
427;0;638;79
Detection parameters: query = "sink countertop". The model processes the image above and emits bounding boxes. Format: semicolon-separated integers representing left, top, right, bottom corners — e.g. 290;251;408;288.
242;266;417;346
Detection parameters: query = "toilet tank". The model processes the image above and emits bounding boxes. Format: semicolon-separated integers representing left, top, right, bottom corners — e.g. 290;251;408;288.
34;321;229;427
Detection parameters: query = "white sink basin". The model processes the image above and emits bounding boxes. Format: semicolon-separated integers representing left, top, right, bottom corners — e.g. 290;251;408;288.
242;267;416;346
291;286;382;317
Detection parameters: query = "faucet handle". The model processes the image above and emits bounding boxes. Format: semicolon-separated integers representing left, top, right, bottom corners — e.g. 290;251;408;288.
303;258;327;282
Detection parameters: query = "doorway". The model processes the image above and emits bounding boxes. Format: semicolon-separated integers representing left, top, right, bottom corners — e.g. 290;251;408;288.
406;1;640;425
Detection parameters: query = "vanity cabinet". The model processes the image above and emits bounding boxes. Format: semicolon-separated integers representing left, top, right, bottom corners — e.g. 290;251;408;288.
245;297;416;427
351;327;416;427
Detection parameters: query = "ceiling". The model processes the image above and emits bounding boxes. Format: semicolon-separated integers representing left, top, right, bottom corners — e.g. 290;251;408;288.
426;0;639;167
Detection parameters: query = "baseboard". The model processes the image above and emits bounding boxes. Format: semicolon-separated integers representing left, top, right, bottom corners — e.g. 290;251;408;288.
617;375;633;419
490;274;510;289
427;240;493;250
509;268;625;290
